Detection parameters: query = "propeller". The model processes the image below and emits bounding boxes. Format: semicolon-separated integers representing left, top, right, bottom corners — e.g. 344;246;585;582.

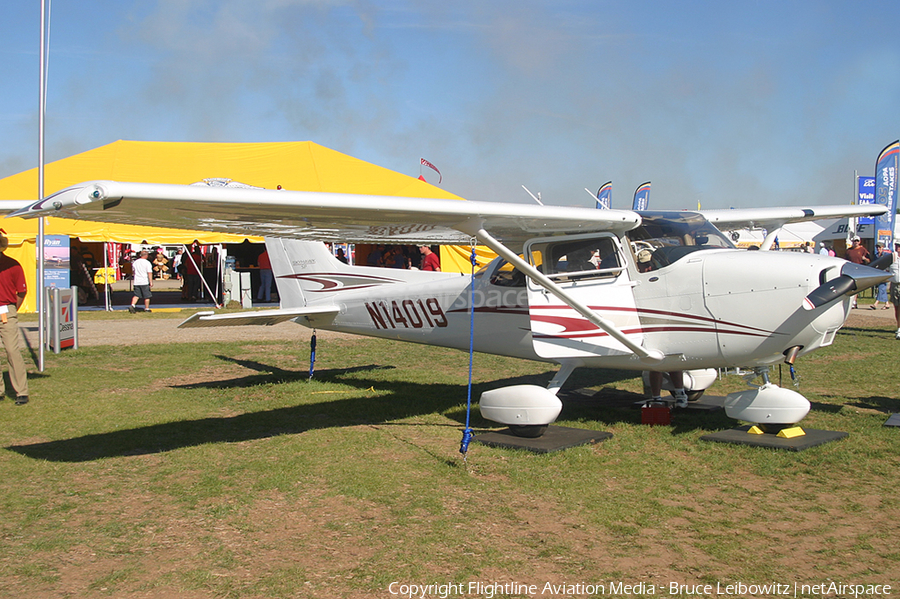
803;261;892;311
869;251;893;271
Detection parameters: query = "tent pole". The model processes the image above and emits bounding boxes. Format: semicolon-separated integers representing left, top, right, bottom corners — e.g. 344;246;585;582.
104;242;110;311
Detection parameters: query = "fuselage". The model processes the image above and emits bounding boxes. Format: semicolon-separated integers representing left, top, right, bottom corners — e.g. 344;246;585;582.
279;212;877;373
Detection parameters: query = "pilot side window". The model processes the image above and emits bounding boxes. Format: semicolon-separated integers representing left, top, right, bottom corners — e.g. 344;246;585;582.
528;235;623;281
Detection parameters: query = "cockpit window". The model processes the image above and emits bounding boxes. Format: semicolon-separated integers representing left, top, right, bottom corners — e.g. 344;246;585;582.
628;212;733;271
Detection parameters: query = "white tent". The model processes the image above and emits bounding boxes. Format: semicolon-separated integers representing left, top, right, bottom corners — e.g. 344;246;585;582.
729;221;825;249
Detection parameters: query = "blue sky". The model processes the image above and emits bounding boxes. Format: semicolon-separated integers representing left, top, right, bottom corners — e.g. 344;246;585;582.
1;0;898;209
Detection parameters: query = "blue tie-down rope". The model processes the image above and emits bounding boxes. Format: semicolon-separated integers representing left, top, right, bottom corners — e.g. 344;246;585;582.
308;331;317;381
459;244;478;458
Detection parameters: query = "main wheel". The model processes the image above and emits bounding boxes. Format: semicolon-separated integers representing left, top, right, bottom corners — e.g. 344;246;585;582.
668;390;704;402
508;424;548;438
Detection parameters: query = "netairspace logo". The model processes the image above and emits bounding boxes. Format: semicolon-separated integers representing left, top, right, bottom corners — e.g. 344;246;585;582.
386;580;893;598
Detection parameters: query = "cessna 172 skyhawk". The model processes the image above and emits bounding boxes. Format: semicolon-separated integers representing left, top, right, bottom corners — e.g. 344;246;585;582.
10;181;891;435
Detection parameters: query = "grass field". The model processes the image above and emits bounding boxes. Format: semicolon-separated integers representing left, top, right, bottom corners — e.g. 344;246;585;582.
0;314;898;598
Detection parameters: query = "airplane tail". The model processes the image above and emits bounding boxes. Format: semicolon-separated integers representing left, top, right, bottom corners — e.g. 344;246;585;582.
265;238;443;308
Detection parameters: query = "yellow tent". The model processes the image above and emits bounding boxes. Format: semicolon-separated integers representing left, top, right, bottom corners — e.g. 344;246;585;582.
0;140;483;311
0;140;465;202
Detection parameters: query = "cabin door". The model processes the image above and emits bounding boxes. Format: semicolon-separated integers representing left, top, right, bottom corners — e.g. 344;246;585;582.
525;233;641;360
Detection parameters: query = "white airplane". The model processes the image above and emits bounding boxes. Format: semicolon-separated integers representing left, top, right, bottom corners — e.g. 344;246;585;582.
11;181;891;436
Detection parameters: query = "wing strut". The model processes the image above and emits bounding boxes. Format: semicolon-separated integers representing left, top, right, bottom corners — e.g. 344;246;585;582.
459;222;663;364
760;225;785;251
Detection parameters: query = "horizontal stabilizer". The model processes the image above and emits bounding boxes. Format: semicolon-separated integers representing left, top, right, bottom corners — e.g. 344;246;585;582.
178;306;339;328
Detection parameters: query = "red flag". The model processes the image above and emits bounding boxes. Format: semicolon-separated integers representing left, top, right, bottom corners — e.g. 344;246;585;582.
420;158;442;184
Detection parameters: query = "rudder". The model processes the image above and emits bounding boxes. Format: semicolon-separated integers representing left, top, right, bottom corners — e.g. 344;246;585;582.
265;238;419;308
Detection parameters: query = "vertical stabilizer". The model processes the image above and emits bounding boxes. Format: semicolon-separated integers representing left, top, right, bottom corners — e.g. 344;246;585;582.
264;238;338;308
266;238;460;309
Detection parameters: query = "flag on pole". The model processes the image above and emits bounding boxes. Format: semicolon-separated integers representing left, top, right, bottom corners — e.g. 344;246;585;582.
595;181;612;209
874;140;898;249
632;181;651;211
420;158;442;184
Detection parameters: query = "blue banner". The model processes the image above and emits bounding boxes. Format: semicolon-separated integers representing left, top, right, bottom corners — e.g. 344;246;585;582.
874;141;898;248
858;176;875;227
632;182;651;211
596;181;612;209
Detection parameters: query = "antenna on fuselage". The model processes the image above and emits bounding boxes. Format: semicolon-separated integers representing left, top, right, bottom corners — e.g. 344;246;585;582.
522;185;544;206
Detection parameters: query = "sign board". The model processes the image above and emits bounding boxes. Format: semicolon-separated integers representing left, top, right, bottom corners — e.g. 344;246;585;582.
45;286;78;353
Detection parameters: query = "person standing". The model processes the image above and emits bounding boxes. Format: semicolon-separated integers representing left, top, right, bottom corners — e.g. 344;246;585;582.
845;237;870;309
419;245;441;271
0;232;29;404
172;247;184;280
257;249;273;303
872;243;890;309
184;241;203;302
648;371;689;409
846;237;870;265
891;241;900;340
128;250;153;313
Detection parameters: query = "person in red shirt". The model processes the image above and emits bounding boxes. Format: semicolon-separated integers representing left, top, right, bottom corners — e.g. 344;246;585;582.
845;237;870;265
419;245;441;272
845;237;870;309
257;249;273;302
0;232;28;404
183;240;203;302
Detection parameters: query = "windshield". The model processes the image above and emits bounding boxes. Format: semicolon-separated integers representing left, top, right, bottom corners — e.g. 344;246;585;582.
627;211;734;271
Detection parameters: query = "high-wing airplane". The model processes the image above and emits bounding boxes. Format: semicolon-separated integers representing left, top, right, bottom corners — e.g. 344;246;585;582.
11;180;891;436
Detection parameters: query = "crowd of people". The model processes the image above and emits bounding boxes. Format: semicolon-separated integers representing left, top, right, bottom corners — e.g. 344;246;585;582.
118;241;208;312
363;244;441;271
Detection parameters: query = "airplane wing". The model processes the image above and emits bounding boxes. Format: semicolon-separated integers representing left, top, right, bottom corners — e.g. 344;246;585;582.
13;178;888;365
700;204;888;231
178;306;339;328
0;201;33;215
8;180;642;250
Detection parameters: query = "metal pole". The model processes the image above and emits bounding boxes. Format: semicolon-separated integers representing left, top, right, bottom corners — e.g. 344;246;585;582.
852;170;858;243
51;287;60;354
37;0;47;372
71;285;78;350
104;242;110;311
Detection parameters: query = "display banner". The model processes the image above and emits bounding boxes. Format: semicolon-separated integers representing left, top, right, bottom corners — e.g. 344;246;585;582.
632;181;651;211
874;140;898;248
857;176;875;227
595;181;612;209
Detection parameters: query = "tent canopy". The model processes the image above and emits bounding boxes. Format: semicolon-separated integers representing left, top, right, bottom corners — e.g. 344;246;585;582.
0;140;464;245
0;140;463;205
0;141;468;311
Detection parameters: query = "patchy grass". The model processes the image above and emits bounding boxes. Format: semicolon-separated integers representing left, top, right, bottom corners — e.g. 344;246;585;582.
0;318;898;598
